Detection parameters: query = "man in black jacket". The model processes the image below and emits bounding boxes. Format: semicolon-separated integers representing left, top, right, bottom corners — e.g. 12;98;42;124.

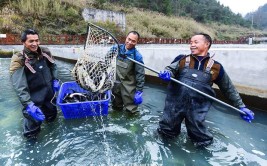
10;29;60;139
157;33;254;147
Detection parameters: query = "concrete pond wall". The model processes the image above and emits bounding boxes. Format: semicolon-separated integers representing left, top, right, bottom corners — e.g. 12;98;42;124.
1;44;267;110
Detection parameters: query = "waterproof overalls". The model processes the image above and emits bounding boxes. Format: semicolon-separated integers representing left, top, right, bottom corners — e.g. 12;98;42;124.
158;55;215;144
10;47;57;138
112;44;145;113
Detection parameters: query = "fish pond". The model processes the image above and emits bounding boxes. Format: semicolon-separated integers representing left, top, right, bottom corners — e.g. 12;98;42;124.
0;58;267;165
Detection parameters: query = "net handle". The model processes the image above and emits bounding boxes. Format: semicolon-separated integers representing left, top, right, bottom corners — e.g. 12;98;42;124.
86;22;120;47
126;57;245;115
87;22;245;115
84;23;89;50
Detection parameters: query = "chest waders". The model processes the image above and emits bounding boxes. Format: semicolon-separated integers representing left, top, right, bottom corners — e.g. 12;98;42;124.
22;52;57;138
112;49;138;112
159;56;215;145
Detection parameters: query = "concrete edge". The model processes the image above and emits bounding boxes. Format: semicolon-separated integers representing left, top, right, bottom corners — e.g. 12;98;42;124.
145;75;267;112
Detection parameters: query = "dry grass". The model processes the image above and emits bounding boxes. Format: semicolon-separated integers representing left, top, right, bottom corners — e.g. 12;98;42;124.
125;8;263;40
209;23;264;40
0;0;266;39
103;4;264;40
17;0;66;17
62;0;89;7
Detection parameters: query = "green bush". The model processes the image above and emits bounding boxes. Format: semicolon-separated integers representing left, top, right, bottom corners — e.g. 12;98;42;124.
0;50;14;58
94;21;124;37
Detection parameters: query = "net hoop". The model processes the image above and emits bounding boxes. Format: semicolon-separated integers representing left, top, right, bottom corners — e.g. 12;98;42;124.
72;23;119;93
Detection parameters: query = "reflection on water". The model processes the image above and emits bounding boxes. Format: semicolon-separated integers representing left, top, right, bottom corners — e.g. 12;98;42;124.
1;58;267;165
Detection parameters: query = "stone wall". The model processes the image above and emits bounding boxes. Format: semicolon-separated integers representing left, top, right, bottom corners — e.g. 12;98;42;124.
82;8;126;31
1;44;266;99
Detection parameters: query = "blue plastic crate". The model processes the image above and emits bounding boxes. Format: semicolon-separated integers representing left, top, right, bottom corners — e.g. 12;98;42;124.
56;81;110;119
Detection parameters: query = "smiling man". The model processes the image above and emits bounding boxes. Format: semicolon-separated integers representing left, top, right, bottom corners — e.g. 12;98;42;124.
111;31;145;114
10;29;60;139
157;33;254;147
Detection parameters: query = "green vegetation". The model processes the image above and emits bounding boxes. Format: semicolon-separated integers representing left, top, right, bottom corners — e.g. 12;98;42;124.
104;0;251;27
0;0;87;36
0;0;266;40
0;50;14;58
245;4;267;30
107;5;265;40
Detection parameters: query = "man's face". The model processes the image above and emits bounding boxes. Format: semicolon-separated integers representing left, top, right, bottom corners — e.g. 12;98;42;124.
23;34;40;52
125;33;138;50
190;35;210;56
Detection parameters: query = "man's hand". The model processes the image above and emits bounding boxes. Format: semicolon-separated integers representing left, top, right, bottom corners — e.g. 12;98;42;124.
52;79;60;92
26;103;45;122
134;91;143;105
240;107;254;123
158;71;171;81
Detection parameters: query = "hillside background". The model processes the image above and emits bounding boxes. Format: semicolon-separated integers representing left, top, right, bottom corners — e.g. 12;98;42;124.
0;0;267;40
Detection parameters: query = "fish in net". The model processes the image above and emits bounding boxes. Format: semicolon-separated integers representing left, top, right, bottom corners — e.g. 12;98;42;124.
72;23;119;94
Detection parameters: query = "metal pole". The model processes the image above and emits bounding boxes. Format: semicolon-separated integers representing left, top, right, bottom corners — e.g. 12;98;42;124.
127;57;245;115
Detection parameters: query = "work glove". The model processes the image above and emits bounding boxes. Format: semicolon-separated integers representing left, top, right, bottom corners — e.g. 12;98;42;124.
158;71;171;81
240;107;254;123
26;103;45;122
134;91;143;105
52;79;60;92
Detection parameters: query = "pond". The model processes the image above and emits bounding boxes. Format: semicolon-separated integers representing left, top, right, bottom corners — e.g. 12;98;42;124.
0;58;266;165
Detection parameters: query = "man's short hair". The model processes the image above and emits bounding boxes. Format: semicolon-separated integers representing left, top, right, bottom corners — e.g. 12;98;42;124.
127;31;140;40
21;29;39;42
196;33;212;49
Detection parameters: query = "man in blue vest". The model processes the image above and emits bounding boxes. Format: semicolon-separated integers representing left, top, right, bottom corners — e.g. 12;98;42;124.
10;29;60;139
157;33;254;147
112;31;145;113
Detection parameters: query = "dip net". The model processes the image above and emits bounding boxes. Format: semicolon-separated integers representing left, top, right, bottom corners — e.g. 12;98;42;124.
72;23;118;93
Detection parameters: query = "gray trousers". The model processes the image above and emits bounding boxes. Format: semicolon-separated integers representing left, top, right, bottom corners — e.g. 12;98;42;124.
112;82;137;112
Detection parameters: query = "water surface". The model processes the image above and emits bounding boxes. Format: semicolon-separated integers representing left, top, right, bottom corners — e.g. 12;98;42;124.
0;58;266;165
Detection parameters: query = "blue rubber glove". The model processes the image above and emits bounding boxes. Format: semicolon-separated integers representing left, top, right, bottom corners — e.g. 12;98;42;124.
158;71;171;81
53;79;60;92
134;91;143;105
26;103;45;122
240;107;254;123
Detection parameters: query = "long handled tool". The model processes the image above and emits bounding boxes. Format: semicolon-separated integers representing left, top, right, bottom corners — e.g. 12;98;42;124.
77;22;245;115
126;57;245;115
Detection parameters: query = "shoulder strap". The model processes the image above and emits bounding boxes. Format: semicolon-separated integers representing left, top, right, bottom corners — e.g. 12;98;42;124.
185;55;190;67
21;51;36;74
42;52;55;63
134;48;136;60
118;44;126;58
205;58;214;73
21;51;55;74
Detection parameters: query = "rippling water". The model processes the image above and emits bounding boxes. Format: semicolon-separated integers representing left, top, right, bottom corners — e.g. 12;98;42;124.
0;58;267;165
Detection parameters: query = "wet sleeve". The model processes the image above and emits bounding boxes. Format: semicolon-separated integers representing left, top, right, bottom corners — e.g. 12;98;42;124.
164;55;183;77
10;67;32;107
135;51;145;91
213;61;225;83
216;71;246;108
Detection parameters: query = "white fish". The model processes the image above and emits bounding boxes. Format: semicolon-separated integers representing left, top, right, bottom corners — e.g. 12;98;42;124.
72;48;117;93
73;58;108;92
252;150;265;156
